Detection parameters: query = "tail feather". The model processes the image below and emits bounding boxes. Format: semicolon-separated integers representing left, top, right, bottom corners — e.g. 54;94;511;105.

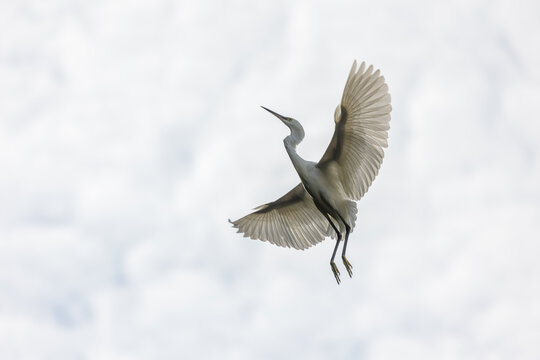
344;200;357;232
327;200;358;237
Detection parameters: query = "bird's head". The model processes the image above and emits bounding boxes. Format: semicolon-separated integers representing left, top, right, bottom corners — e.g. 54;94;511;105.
261;106;294;124
261;106;304;140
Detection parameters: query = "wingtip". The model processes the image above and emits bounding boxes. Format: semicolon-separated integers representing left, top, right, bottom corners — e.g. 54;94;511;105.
351;60;357;74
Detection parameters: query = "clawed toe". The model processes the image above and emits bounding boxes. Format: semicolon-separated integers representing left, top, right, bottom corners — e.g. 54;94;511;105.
342;256;353;277
330;262;341;284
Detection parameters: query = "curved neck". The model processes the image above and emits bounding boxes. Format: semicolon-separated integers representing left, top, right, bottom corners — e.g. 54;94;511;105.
284;125;309;181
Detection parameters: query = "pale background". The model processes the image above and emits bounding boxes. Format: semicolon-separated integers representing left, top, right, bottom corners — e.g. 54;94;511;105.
1;0;539;359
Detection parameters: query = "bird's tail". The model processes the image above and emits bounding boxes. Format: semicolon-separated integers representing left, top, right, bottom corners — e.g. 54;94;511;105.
327;200;358;238
343;200;357;232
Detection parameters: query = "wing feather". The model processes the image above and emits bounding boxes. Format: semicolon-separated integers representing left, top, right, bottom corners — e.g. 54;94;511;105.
319;60;392;200
230;184;332;250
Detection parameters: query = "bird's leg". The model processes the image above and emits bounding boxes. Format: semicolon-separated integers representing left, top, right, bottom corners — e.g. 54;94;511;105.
341;230;353;277
330;236;342;284
337;215;353;278
324;214;342;284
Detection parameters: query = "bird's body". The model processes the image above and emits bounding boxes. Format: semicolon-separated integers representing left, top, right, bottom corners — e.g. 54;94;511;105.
230;60;391;283
284;128;354;232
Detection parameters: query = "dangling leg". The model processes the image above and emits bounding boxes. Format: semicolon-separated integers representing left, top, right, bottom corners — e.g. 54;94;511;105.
337;214;353;277
324;214;342;284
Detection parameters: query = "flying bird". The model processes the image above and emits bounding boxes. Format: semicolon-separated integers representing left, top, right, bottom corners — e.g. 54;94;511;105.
229;60;391;284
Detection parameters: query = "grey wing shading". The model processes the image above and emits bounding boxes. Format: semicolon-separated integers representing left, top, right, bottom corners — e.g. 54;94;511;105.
318;60;392;200
229;184;333;250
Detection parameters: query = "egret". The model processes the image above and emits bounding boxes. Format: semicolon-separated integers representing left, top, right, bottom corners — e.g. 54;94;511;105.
229;60;391;284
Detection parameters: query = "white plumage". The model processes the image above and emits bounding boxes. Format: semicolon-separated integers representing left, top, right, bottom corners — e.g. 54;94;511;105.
230;60;391;283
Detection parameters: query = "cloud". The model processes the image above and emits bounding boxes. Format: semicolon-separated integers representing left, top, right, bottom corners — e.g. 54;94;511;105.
1;0;539;359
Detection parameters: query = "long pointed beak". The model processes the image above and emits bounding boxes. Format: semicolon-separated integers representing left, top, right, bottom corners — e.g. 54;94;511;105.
261;106;287;121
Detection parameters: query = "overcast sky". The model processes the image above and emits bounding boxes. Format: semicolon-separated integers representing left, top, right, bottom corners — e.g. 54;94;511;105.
1;0;539;359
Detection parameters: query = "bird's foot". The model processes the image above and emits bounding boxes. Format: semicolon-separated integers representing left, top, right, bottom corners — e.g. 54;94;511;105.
330;262;341;284
342;256;353;278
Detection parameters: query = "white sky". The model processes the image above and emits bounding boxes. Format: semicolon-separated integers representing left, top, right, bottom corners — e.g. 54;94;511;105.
1;0;539;359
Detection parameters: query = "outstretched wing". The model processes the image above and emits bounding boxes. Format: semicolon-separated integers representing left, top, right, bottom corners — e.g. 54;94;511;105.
229;184;333;250
318;60;392;200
